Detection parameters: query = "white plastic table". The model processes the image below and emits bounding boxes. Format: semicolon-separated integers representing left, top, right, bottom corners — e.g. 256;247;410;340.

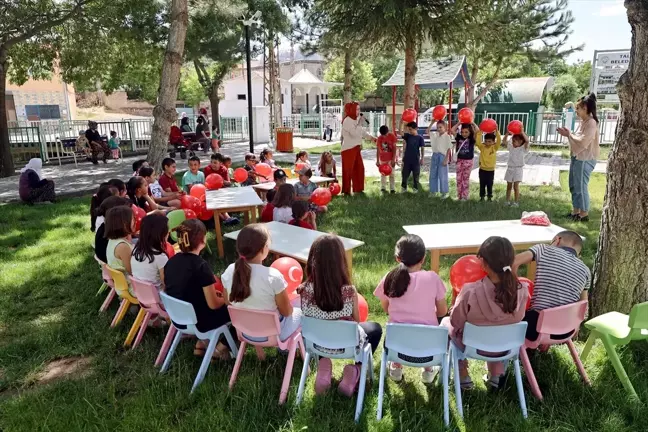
252;176;336;198
205;187;264;257
403;220;568;280
224;221;365;272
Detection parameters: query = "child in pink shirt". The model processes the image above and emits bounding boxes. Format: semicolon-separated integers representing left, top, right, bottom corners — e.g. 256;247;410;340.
442;236;529;390
374;234;448;383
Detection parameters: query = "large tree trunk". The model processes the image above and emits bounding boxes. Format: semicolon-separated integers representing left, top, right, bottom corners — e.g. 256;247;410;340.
343;49;353;103
209;85;221;132
591;0;648;316
403;35;418;110
147;0;188;171
0;49;15;178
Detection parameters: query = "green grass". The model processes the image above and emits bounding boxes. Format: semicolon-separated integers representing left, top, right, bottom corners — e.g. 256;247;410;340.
0;172;646;431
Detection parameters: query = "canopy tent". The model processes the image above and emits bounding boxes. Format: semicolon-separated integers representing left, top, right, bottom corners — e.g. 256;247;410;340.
382;56;472;131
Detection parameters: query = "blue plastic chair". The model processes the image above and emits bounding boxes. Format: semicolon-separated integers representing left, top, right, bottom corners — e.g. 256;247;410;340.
159;292;238;393
296;317;374;422
376;323;450;426
450;322;529;419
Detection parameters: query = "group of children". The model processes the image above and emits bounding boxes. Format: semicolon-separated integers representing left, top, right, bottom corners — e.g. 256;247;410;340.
374;121;530;205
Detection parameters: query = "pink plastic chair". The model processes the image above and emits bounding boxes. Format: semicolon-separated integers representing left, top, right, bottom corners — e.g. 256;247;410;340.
128;277;171;350
94;255;116;313
227;306;305;405
519;300;590;400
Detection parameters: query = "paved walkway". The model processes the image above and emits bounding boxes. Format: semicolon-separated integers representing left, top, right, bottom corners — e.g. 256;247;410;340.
0;139;608;203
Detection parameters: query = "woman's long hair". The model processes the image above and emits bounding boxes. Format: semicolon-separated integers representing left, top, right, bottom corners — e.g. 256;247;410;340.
578;93;599;124
132;214;168;263
383;235;426;298
477;236;520;314
305;235;350;312
229;224;269;303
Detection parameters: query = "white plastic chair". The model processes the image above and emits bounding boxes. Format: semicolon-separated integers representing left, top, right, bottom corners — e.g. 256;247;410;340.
450;322;529;419
159;292;238;393
296;317;373;422
376;323;450;426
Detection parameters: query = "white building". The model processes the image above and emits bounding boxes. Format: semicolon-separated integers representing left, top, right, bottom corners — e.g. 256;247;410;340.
218;71;291;118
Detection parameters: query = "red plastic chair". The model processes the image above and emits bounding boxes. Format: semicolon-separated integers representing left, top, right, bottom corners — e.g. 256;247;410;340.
227;306;305;404
519;300;591;400
128;277;171;350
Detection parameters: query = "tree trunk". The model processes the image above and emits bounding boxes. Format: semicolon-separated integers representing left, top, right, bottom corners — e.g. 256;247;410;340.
209;85;221;131
343;49;353;103
0;49;15;178
403;35;418;110
591;0;648;316
147;0;188;171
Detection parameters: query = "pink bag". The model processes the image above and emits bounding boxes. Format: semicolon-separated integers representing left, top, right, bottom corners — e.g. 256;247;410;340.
521;211;551;226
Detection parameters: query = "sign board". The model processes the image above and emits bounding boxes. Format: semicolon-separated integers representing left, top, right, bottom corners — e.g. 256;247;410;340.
590;49;630;104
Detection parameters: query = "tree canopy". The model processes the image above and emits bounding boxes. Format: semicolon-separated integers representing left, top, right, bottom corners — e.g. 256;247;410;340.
324;56;376;101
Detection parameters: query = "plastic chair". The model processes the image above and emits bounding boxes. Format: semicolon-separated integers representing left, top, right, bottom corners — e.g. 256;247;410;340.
128;277;170;350
449;322;529;419
296;317;372;422
227;306;305;405
104;266;143;348
581;301;648;399
376;323;450;426
519;301;590;401
167;209;212;255
94;255;116;313
159;292;237;393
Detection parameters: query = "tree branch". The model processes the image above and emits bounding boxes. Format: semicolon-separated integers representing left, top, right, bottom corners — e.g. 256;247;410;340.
472;56;504;106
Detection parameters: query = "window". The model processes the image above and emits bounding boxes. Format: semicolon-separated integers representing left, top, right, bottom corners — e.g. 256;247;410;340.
281;94;284;104
237;94;246;100
25;105;61;120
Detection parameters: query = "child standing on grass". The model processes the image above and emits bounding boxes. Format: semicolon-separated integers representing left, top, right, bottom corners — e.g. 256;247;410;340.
374;234;448;383
401;122;425;193
165;219;233;360
289;200;317;230
299;235;383;396
503;132;530;206
182;156;206;193
442;236;528;390
476;130;501;202
376;125;397;193
273;183;296;223
109;131;120;161
318;151;337;178
131;213;169;291
451;122;478;201
426;120;453;198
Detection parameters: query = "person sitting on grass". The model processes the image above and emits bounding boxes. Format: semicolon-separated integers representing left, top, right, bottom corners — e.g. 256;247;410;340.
130;213;169;291
374;234;448;384
441;236;529;390
165;219;233;360
139;167;181;209
289;200;317;230
18;158;56;205
513;230;590;342
260;189;277;223
295;168;327;213
105;206;135;290
94;197;131;263
221;224;302;342
182;156;206;193
299;235;382;397
272;183;296;223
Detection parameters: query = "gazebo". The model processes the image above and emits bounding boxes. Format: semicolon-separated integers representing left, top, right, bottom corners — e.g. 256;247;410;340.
288;69;342;113
382;56;472;131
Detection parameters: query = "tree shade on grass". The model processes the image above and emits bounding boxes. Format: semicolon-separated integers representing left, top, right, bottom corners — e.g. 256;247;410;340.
0;172;646;431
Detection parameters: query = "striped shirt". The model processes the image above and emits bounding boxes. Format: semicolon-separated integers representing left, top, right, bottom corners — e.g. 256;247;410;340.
529;244;591;311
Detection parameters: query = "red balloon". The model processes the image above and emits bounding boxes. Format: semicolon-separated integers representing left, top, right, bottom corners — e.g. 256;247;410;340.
457;108;474;124
432;105;447;121
234;167;248;183
164;241;175;258
358;294;369;322
198;207;214;221
479;118;497;134
271;257;303;298
205;173;224;190
189;183;206;201
255;163;272;178
508;120;524;135
329;183;341;196
181;195;202;213
450;255;487;300
311;187;332;206
378;164;392;176
295;162;307;172
518;277;535;310
402;108;417;123
131;204;146;231
183;209;197;219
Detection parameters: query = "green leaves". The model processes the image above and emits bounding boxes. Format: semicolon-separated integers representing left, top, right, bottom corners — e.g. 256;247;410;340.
548;74;580;110
324;56;376;100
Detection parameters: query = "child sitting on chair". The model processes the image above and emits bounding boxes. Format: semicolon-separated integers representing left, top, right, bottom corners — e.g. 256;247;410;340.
442;236;528;390
289;200;317;230
182;156;206;193
374;234;448;383
139;167;181;209
272;184;296;223
130;213;169;291
295;168;327;213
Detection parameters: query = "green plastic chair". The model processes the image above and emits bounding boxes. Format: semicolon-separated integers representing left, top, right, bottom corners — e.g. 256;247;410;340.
581;301;648;399
166;209;212;255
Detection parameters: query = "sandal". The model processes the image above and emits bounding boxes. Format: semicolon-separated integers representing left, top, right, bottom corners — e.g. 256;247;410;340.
460;376;474;390
338;364;361;397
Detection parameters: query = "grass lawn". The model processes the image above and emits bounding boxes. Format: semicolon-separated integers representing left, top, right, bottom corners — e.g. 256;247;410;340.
1;172;646;431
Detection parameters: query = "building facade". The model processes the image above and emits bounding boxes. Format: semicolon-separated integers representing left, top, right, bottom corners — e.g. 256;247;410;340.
5;74;76;122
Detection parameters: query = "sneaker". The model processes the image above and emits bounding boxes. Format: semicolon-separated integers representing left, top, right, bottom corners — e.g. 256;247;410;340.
421;366;439;384
390;190;396;194
512;202;520;207
484;374;502;390
460;375;474;390
401;188;407;193
441;194;449;199
480;197;485;202
380;188;387;193
412;188;419;194
487;197;493;202
389;362;403;382
223;217;240;226
315;357;332;395
338;364;361;397
505;201;512;206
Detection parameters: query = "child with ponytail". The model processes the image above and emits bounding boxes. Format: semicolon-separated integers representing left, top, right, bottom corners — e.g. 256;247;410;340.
165;219;233;359
221;224;302;341
374;234;448;383
442;236;529;390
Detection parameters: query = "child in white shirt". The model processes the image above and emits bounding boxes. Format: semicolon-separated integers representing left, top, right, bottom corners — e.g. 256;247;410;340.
503;132;530;206
426;120;453;197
